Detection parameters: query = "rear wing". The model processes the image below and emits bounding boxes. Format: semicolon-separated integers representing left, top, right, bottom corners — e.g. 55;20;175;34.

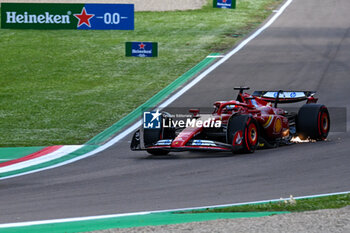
252;91;317;106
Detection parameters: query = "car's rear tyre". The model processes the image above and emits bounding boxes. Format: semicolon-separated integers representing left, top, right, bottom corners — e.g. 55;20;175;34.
297;104;330;140
227;115;259;154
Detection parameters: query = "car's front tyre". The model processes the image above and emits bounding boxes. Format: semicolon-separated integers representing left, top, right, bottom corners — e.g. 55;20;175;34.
227;115;259;154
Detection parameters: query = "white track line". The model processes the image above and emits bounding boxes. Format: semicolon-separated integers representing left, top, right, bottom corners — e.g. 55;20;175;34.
0;190;348;228
0;0;293;181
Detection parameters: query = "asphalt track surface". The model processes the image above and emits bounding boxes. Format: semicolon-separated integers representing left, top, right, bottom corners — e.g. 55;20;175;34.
1;0;350;224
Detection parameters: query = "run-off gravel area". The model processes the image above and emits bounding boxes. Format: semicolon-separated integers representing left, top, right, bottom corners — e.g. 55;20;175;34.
92;206;350;233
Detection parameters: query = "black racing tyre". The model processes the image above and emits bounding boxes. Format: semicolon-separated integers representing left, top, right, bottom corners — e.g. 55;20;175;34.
144;129;170;156
227;115;259;154
143;128;162;147
297;104;330;140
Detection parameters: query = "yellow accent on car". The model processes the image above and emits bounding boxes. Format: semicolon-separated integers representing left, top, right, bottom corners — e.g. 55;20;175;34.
262;116;273;128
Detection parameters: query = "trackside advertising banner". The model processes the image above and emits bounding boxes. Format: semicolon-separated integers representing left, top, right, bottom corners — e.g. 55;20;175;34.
1;3;134;30
213;0;236;9
125;42;158;57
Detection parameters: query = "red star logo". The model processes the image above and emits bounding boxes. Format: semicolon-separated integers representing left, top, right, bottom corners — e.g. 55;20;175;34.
74;7;95;28
139;43;146;49
223;0;227;2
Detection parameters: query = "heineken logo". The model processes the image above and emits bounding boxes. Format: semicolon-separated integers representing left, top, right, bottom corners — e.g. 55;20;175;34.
213;0;236;9
217;0;231;7
132;43;153;56
1;3;134;30
126;42;158;57
6;11;71;24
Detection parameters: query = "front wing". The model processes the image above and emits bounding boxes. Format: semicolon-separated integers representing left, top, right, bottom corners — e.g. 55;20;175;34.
132;139;233;152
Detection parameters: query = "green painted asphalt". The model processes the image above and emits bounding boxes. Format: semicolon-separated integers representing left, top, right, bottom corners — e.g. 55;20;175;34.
0;211;289;233
0;146;45;162
86;53;221;145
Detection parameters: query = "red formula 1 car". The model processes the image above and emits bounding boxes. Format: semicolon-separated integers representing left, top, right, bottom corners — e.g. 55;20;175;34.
130;87;330;155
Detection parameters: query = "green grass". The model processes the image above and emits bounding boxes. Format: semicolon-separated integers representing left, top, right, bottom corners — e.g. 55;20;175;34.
0;0;282;147
187;194;350;213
